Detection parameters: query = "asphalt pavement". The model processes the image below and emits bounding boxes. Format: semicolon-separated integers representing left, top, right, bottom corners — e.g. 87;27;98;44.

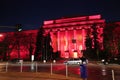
0;72;82;80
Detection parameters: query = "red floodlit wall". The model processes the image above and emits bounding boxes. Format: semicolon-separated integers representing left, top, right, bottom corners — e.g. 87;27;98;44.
0;14;105;60
0;30;38;60
43;14;105;58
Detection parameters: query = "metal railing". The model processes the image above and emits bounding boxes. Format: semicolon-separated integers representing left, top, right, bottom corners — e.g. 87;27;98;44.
0;62;69;77
0;62;119;80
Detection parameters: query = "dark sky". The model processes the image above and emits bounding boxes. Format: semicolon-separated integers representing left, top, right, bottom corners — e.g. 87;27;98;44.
0;0;120;31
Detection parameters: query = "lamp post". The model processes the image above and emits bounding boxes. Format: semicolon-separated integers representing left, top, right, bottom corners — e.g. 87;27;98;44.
16;24;22;59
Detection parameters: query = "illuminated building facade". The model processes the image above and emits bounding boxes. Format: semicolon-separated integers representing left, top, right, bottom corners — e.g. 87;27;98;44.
0;14;106;60
0;30;38;60
43;14;105;58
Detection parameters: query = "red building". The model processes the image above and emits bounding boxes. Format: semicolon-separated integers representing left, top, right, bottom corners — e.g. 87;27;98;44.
0;30;38;60
43;14;105;58
0;14;106;60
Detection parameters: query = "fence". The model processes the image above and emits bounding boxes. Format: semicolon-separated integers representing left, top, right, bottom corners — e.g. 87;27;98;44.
0;62;70;77
0;62;120;80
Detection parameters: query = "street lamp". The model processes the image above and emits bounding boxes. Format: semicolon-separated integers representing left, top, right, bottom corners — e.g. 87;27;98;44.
15;24;22;59
16;24;22;32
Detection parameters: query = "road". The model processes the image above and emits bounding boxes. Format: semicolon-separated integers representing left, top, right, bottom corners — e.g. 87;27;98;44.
0;62;120;80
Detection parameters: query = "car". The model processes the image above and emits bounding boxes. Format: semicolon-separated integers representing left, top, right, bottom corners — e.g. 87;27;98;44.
64;57;88;65
101;57;120;65
101;59;109;65
9;58;23;64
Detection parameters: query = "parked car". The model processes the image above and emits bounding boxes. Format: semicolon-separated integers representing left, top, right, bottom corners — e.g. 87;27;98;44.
9;58;22;64
101;57;120;65
101;59;109;65
64;57;88;65
108;57;120;64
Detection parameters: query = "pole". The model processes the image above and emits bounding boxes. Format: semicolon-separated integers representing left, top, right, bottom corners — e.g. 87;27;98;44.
51;63;53;75
6;62;8;72
66;64;68;77
20;63;22;72
112;70;115;80
18;41;20;59
36;62;37;73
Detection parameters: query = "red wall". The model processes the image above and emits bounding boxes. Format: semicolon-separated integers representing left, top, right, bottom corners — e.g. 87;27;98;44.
0;14;106;60
43;14;105;58
0;30;38;60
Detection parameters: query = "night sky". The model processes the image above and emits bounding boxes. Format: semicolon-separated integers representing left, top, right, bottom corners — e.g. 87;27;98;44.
0;0;120;31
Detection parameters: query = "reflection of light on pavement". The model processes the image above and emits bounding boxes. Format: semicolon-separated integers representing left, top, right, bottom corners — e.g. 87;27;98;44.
69;67;80;75
76;68;80;74
0;64;5;72
101;65;106;76
53;65;65;70
31;63;35;71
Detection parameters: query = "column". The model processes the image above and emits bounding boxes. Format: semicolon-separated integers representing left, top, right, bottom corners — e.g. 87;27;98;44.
65;29;68;51
57;30;60;51
82;28;85;50
73;29;77;50
65;29;69;58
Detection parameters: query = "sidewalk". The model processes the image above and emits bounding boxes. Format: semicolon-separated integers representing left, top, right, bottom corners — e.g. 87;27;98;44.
0;72;83;80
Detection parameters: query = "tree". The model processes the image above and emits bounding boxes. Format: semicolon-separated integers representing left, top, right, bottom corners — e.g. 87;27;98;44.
27;33;34;61
44;33;53;60
34;26;45;61
85;32;92;49
103;22;120;59
0;42;7;61
13;31;34;60
85;29;93;59
0;33;16;61
91;24;102;60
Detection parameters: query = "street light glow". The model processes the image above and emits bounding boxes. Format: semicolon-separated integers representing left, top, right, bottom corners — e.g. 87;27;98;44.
0;34;3;37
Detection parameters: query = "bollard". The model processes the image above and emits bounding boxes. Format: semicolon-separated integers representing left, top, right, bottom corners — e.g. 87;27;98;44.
51;63;53;75
102;65;106;76
6;62;8;72
80;64;87;80
31;62;35;72
20;63;23;72
36;62;37;73
112;70;115;80
66;64;68;77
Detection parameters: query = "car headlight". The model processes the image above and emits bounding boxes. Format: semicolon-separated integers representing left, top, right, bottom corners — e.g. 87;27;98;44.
101;59;105;62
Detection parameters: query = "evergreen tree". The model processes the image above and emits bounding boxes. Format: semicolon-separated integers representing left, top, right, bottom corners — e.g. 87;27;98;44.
34;26;45;61
85;32;92;49
0;34;15;61
85;29;93;59
44;33;53;60
104;23;120;59
91;24;100;60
